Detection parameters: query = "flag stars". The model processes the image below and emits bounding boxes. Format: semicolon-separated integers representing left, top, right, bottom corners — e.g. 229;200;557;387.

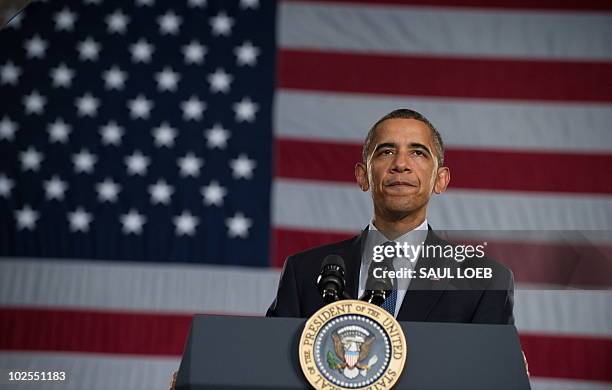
100;121;124;146
173;211;199;236
130;39;154;63
235;41;260;66
201;181;226;206
125;151;150;176
233;97;258;122
103;66;127;90
181;96;206;121
148;179;174;204
23;91;46;115
15;205;39;230
210;12;233;36
68;207;93;233
106;10;129;34
72;149;97;174
226;212;252;238
152;122;177;147
155;67;180;91
44;176;68;200
230;154;256;179
128;95;153;119
178;152;203;177
188;0;207;8
158;11;181;35
20;147;44;171
205;123;230;149
1;61;21;85
50;63;74;88
77;37;101;61
76;93;100;117
54;8;77;31
0;174;14;198
182;41;207;64
48;119;71;143
120;209;146;235
96;178;121;202
240;0;259;9
207;68;232;93
0;116;17;141
24;35;48;58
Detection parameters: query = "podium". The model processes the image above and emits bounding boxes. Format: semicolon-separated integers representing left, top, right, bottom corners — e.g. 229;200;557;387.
176;315;530;390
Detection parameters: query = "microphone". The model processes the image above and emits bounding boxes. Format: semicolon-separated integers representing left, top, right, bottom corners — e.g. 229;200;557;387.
316;255;346;304
360;262;394;306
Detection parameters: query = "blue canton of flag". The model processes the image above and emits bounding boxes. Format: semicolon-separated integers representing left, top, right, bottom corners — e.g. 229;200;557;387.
0;0;276;266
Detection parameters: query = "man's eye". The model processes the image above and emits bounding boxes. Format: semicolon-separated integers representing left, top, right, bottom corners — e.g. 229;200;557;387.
412;150;425;157
378;149;393;156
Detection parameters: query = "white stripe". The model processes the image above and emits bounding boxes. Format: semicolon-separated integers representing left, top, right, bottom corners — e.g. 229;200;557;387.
531;378;612;390
0;259;278;315
275;90;612;152
273;179;612;231
0;352;178;390
279;2;612;60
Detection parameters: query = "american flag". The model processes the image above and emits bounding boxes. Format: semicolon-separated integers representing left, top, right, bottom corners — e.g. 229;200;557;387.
1;0;611;389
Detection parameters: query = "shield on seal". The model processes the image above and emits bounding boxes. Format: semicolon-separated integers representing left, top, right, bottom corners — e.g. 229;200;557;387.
345;350;359;368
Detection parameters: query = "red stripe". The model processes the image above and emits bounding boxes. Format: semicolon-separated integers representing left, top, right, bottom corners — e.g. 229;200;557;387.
275;138;612;194
272;228;612;288
278;49;612;103
520;333;612;382
0;307;610;382
283;0;612;11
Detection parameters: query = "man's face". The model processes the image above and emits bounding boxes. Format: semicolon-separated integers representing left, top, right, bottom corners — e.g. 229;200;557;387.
355;118;450;221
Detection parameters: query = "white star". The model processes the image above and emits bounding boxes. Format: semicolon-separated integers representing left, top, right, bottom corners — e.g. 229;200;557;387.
188;0;207;7
44;175;68;200
106;10;129;34
205;123;230;149
1;61;21;85
50;63;74;88
233;97;258;122
100;121;124;146
120;209;146;235
148;179;174;204
240;0;259;9
54;8;77;31
48;118;71;143
181;96;206;121
135;0;154;6
230;154;256;179
201;181;226;206
155;67;180;91
182;41;207;64
72;149;97;174
125;151;150;176
177;152;203;177
23;91;46;115
103;66;127;90
158;11;181;35
207;68;232;93
173;211;199;236
128;95;153;119
226;212;252;238
75;93;100;117
0;116;17;141
68;207;93;233
210;12;233;36
130;39;154;63
96;178;121;202
20;147;44;171
15;205;39;231
152;122;177;147
235;41;259;66
77;37;101;61
0;174;15;198
24;35;48;58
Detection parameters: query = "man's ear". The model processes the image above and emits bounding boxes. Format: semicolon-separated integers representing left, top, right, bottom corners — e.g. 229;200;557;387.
433;166;450;194
355;162;369;191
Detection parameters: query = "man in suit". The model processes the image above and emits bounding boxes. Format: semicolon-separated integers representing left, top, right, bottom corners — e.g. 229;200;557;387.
266;109;514;324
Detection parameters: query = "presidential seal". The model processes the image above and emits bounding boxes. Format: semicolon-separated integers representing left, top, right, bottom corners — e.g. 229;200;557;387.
299;300;407;390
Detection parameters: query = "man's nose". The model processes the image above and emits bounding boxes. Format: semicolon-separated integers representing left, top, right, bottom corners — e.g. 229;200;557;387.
391;151;413;172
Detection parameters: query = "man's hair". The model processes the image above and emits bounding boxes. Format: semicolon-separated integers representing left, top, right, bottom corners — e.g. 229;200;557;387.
362;109;445;167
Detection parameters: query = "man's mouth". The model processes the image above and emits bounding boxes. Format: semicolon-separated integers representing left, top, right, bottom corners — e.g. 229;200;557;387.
385;181;416;187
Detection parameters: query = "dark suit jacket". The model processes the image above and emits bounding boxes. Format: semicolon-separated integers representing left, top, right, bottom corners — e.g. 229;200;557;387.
267;227;514;324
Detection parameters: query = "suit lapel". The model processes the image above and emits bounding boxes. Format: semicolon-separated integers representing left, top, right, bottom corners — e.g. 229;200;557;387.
344;228;368;300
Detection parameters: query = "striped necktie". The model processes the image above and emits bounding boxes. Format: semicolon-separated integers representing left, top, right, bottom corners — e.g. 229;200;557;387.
380;241;397;316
